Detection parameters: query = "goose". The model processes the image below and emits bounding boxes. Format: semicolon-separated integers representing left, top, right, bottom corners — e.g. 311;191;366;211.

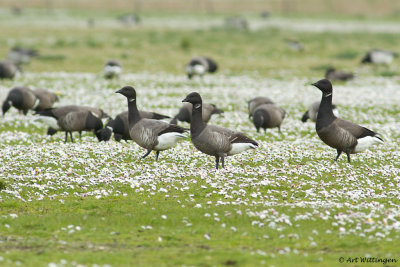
301;101;339;123
36;105;109;139
0;60;19;79
182;92;258;169
32;89;59;111
170;102;223;125
325;68;354;81
186;57;218;79
252;104;286;133
104;59;122;79
116;86;187;160
247;96;275;119
2;86;39;116
312;79;383;162
7;47;38;66
97;110;170;142
58;110;103;142
361;50;397;65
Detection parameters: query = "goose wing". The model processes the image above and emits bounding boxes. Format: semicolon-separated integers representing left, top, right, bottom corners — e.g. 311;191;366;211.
336;118;377;139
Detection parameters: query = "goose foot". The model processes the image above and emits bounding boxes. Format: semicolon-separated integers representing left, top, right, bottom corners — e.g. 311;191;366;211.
215;156;220;169
141;149;152;159
335;150;342;161
155;151;160;161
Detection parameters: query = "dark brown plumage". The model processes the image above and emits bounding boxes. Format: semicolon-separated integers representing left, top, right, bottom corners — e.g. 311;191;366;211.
312;79;383;162
252;104;286;133
2;86;38;116
247;97;275;119
325;68;354;81
170;102;223;125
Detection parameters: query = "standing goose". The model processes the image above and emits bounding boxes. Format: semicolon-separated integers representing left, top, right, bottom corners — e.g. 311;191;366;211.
312;79;383;162
252;104;286;133
186;57;218;79
361;50;397;65
57;110;103;142
36;105;109;138
2;86;39;116
170;102;223;125
97;110;170;142
247;96;275;119
325;68;354;81
183;92;258;169
0;60;19;79
301;101;339;123
116;86;187;160
32;89;59;111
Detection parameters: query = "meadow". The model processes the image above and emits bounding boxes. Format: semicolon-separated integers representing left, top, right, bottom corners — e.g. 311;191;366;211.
1;6;400;267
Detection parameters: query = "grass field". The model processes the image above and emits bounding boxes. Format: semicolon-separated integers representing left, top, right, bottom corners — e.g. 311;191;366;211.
1;6;400;267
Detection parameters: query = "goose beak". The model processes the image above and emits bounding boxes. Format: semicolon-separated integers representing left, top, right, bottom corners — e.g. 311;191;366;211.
311;82;318;87
182;97;188;103
115;89;123;94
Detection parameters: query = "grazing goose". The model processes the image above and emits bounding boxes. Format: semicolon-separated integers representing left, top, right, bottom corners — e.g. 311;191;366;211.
116;86;187;160
59;110;103;142
104;59;122;79
183;92;258;169
2;86;39;116
252;104;286;133
301;101;339;123
170;102;223;125
361;50;397;65
186;57;218;79
7;47;38;66
32;89;59;111
36;105;109;138
312;79;383;162
325;68;354;81
247;97;275;119
0;60;19;79
97;110;170;142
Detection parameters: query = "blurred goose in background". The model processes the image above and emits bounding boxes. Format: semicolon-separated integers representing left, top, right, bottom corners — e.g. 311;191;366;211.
325;67;354;81
0;60;19;79
116;86;187;160
301;101;339;123
36;105;109;138
183;92;258;169
361;49;398;65
186;57;218;79
104;59;122;79
247;96;275;119
170;102;223;125
2;86;39;116
252;104;286;133
97;110;170;142
32;89;59;112
7;47;38;67
312;79;383;162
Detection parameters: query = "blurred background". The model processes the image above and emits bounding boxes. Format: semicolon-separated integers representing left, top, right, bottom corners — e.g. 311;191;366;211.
0;0;399;78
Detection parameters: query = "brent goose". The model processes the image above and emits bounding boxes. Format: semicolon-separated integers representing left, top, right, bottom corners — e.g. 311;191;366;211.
116;86;187;160
0;60;19;79
97;110;170;142
252;104;286;133
247;97;275;119
186;57;218;79
104;59;122;79
58;110;103;142
312;79;383;162
361;50;398;65
36;105;109;138
183;92;258;169
170;102;223;125
2;86;39;116
7;47;38;66
301;101;339;123
325;68;354;81
32;89;59;111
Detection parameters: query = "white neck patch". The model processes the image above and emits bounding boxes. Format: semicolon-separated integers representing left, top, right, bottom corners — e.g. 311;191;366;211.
129;98;135;102
324;92;332;97
106;126;113;131
194;104;201;109
32;99;40;109
90;111;100;118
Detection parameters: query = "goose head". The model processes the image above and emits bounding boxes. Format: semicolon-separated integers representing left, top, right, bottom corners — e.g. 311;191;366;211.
182;92;203;110
116;86;136;102
312;79;333;97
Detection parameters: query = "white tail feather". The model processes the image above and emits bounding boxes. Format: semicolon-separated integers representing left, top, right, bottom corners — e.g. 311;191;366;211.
355;136;384;153
228;143;258;156
155;132;186;150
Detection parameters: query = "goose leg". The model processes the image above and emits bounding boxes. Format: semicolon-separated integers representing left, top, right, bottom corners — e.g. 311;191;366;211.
335;150;342;161
155;151;160;161
64;131;68;143
79;131;82;139
70;132;74;143
141;149;152;159
221;156;225;169
215;156;220;169
346;151;351;163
